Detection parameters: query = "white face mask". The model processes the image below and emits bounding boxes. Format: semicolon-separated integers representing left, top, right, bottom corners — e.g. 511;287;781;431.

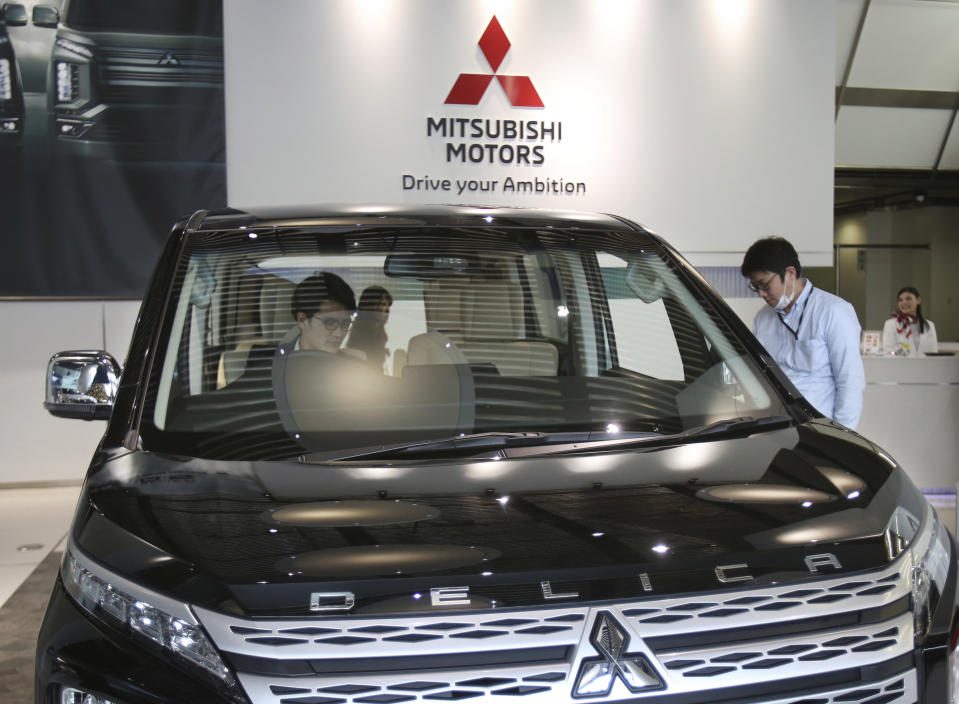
774;273;795;311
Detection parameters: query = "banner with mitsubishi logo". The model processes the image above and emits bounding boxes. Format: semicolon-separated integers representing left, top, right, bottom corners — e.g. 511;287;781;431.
224;0;834;266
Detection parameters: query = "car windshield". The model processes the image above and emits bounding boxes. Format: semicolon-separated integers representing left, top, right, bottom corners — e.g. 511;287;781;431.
140;224;790;460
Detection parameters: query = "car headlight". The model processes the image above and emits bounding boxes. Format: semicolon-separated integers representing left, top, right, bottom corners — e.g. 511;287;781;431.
62;540;243;700
884;503;951;644
0;59;11;101
55;37;94;59
55;61;78;103
889;502;958;701
906;506;951;644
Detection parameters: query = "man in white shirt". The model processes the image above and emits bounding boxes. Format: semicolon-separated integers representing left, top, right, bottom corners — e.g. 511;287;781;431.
741;237;865;429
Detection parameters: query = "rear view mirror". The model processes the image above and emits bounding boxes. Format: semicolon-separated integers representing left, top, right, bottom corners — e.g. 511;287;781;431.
624;255;667;303
384;253;479;278
2;3;28;26
45;351;120;420
31;4;58;27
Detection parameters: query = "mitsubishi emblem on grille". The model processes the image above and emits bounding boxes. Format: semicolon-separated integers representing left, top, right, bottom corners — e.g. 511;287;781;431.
158;52;180;66
573;611;664;698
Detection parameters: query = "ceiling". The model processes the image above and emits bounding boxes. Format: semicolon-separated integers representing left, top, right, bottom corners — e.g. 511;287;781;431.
834;0;959;213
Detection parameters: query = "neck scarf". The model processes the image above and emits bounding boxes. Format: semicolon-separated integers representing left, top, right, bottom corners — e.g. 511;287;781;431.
895;311;915;338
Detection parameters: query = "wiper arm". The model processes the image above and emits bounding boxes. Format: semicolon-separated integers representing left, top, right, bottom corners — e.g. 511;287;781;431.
301;417;791;463
502;415;793;458
308;428;663;462
308;432;553;462
679;414;793;439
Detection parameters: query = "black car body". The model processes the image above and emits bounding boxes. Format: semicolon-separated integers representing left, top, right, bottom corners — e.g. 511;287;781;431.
38;205;959;704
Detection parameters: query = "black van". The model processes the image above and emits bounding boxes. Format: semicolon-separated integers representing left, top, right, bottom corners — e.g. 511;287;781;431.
37;205;959;704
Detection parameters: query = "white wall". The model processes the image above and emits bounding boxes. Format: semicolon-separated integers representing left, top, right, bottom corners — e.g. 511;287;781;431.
0;301;140;485
223;0;835;267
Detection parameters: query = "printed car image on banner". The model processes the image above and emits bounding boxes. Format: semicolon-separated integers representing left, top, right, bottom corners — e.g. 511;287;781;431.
0;0;226;297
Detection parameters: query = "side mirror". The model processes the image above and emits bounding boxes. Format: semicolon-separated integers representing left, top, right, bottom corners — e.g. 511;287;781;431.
2;3;28;26
31;4;58;28
45;351;120;420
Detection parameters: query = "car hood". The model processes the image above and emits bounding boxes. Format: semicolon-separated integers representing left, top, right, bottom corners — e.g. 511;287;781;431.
72;420;925;616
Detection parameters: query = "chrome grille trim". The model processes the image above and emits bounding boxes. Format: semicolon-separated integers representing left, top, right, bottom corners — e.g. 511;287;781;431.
654;611;912;693
758;671;915;704
194;605;589;659
239;663;572;704
196;559;910;660
195;558;916;702
621;564;907;637
237;669;917;704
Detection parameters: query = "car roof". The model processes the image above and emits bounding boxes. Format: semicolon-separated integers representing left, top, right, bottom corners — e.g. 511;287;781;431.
186;204;645;233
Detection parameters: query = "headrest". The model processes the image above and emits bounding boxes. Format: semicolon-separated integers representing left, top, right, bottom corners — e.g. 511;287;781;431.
259;276;297;342
461;279;522;339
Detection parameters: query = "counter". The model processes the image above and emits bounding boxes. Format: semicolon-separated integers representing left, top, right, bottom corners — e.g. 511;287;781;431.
857;353;959;491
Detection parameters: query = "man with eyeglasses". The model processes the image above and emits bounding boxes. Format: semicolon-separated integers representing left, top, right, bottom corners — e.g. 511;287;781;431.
290;273;359;355
741;237;864;429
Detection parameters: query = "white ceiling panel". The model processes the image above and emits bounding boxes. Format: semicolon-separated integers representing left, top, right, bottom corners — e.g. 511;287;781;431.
836;106;954;167
941;121;959;168
836;0;868;85
847;0;959;91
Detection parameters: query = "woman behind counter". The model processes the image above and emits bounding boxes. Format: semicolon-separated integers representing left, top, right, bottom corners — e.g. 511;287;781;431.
882;286;938;356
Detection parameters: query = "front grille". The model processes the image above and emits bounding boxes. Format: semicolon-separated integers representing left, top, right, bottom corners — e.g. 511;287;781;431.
98;84;223;105
195;557;918;703
214;670;919;704
196;609;585;657
81;105;224;144
91;44;223;108
96;45;223;84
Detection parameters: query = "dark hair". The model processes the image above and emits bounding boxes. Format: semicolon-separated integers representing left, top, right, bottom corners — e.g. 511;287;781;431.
291;272;356;319
896;286;929;333
740;237;802;279
357;285;393;311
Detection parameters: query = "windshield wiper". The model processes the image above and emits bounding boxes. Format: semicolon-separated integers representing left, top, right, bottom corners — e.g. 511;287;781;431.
307;429;661;462
303;416;792;463
510;415;794;458
305;432;554;462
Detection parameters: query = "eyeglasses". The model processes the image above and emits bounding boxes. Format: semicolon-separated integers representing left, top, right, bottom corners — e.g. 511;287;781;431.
312;315;353;331
748;274;778;293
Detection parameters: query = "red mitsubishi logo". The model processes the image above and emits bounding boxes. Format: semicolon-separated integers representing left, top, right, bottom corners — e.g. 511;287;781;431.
445;16;544;108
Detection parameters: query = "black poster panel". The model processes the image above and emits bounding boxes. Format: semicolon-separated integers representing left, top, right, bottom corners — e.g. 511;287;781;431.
0;0;226;297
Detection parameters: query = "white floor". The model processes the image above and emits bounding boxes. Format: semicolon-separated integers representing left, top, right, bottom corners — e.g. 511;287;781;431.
0;485;80;608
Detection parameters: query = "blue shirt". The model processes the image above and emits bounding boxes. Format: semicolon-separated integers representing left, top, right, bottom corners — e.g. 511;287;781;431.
753;280;864;429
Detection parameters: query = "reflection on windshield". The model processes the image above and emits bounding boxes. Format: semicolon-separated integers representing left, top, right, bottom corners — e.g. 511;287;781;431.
143;228;790;460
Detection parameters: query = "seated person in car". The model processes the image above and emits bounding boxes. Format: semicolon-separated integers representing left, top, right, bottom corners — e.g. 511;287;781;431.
346;284;393;371
288;272;361;356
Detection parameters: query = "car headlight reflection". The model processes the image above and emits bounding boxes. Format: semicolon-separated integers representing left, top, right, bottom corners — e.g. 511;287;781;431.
62;545;236;690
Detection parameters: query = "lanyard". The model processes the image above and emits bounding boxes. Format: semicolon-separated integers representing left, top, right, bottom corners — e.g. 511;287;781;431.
777;284;812;340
